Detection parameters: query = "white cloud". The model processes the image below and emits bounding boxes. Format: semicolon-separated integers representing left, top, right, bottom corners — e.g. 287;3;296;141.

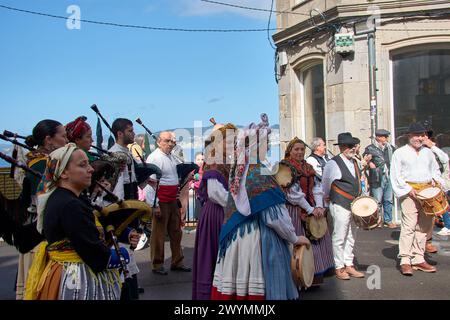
173;0;274;20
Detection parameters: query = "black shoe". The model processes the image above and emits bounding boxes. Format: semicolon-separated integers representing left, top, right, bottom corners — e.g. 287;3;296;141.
152;267;168;275
170;265;192;272
138;287;145;294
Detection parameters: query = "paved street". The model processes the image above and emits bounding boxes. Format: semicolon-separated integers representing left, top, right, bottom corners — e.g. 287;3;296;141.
1;226;449;300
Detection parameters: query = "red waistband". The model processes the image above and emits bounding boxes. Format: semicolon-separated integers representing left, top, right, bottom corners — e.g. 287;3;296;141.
157;185;179;203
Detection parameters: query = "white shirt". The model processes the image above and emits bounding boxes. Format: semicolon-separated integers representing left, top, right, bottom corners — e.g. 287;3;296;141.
286;183;323;214
265;204;299;244
207;179;229;208
306;154;328;207
146;148;179;186
144;185;159;208
322;154;356;202
306;154;327;177
430;145;449;165
390;145;445;198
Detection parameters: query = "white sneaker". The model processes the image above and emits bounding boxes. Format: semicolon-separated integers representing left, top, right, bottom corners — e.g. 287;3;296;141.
135;233;148;251
437;227;450;236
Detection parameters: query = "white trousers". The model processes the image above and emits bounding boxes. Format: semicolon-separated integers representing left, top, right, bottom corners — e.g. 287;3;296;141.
329;203;355;269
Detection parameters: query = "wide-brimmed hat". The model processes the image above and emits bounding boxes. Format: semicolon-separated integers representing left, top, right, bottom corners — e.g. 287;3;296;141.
333;132;359;146
407;122;427;134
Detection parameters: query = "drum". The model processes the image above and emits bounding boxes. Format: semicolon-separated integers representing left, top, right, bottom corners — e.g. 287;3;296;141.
306;216;328;240
351;196;381;230
416;187;449;216
291;244;315;288
95;200;152;246
274;160;297;188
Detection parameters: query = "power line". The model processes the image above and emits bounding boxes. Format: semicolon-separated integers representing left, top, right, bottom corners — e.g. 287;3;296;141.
267;0;277;50
0;3;279;32
200;0;309;16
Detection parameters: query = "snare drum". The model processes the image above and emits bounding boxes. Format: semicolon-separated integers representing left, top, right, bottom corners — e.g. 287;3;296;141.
350;196;381;230
274;160;297;188
291;244;315;288
416;187;449;216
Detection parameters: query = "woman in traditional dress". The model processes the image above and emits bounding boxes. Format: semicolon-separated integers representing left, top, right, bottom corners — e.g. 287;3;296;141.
211;114;310;300
15;120;68;300
192;123;237;300
25;143;139;300
283;137;335;286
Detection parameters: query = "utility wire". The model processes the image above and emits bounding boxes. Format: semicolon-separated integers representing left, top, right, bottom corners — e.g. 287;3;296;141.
267;0;277;50
200;0;310;16
0;3;280;32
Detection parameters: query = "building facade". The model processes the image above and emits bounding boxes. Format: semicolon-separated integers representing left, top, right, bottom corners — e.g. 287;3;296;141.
274;0;450;155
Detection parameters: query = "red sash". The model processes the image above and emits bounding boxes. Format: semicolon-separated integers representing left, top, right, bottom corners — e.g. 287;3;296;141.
157;185;178;203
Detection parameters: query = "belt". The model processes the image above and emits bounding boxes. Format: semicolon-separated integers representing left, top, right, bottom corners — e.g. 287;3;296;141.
406;181;432;191
331;184;356;201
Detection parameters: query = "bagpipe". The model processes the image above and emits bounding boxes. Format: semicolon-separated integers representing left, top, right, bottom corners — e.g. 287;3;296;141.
0;151;45;253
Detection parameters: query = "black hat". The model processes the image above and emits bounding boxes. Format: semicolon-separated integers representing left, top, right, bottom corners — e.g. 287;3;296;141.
375;129;390;137
334;132;359;146
407;122;427;134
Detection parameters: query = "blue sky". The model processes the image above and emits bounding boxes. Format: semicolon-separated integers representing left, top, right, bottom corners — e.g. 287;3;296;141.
0;0;279;135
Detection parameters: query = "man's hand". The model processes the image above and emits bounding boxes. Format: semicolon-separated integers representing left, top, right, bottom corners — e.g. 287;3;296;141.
128;230;141;247
295;236;311;249
422;138;435;148
369;162;376;169
153;207;162;219
408;188;417;199
364;154;372;163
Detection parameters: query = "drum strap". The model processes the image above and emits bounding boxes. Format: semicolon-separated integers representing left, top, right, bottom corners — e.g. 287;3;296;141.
331;184;355;201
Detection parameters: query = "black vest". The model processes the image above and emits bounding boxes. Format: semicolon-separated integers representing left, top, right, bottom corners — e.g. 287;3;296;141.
329;155;361;210
308;153;329;181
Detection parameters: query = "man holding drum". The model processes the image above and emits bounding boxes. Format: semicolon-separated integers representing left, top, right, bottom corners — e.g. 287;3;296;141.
322;132;365;280
390;122;445;276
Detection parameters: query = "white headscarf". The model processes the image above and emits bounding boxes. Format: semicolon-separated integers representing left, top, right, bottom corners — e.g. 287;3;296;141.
36;143;78;233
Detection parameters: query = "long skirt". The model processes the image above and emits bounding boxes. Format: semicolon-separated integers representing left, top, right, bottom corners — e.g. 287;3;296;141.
192;200;224;300
287;204;335;285
211;204;298;300
16;245;39;300
37;262;122;300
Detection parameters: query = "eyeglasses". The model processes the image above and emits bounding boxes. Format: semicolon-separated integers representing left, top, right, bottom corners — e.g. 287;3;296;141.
161;139;176;144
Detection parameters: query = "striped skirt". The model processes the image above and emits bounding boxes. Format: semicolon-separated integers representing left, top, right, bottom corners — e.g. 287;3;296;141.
287;204;335;281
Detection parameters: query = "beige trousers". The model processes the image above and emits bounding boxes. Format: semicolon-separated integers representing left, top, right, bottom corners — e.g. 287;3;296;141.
398;196;434;265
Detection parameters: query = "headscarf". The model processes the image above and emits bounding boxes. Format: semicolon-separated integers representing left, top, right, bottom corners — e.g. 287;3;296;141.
229;113;271;196
66;116;91;142
284;137;316;208
36;143;79;233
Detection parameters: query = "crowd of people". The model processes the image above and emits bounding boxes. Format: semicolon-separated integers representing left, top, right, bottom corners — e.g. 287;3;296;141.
1;113;449;300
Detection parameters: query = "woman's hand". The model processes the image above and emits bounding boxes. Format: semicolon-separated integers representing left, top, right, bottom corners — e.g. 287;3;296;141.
295;236;311;249
313;207;325;219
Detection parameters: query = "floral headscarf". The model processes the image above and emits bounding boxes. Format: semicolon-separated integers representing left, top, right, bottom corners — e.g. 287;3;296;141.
36;143;79;233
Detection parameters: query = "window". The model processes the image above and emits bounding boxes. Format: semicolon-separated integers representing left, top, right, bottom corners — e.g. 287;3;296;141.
301;63;326;143
393;49;450;153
